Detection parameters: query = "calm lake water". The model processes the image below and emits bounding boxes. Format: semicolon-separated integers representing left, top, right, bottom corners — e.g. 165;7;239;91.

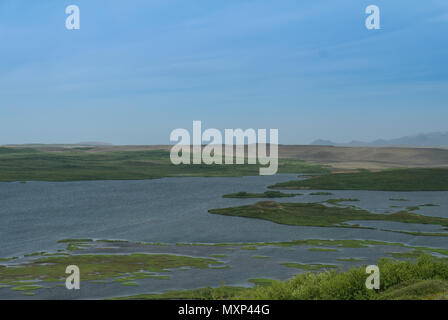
1;174;448;258
2;174;448;299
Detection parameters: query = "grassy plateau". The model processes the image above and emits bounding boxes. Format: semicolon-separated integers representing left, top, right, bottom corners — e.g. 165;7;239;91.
0;147;328;182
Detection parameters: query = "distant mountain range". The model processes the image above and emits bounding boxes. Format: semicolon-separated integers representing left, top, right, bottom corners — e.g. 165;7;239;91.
311;132;448;148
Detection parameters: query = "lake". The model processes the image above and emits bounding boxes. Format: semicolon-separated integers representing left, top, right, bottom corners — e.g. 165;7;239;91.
2;174;448;258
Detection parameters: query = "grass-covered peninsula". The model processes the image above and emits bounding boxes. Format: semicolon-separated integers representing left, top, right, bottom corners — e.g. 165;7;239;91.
270;168;448;191
222;191;300;199
209;201;448;228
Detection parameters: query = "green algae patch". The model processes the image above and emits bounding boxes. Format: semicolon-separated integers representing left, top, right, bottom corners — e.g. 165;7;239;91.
12;285;42;291
121;282;139;287
210;265;231;270
0;254;221;285
24;252;46;257
22;292;36;296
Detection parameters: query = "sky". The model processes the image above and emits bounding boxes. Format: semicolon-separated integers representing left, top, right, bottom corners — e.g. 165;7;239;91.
0;0;447;145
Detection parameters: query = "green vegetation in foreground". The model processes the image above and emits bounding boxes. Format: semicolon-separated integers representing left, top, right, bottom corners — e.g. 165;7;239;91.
270;168;448;191
111;286;249;300
0;253;221;286
208;201;448;228
0;148;329;182
222;191;300;199
114;255;448;300
280;263;337;271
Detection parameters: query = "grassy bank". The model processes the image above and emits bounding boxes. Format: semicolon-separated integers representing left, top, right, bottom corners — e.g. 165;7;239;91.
115;255;448;300
270;168;448;191
208;201;448;228
0;148;328;182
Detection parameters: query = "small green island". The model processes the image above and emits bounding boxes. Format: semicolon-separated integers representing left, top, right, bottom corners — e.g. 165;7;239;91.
209;201;448;228
223;191;300;199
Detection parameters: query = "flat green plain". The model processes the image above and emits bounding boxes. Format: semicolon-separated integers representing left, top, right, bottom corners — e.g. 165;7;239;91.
0;148;328;182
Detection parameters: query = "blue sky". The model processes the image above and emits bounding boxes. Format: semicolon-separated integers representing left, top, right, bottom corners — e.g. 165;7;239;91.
0;0;447;145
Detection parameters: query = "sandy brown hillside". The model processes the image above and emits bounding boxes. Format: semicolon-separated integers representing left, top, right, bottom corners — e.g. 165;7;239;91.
277;145;448;171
